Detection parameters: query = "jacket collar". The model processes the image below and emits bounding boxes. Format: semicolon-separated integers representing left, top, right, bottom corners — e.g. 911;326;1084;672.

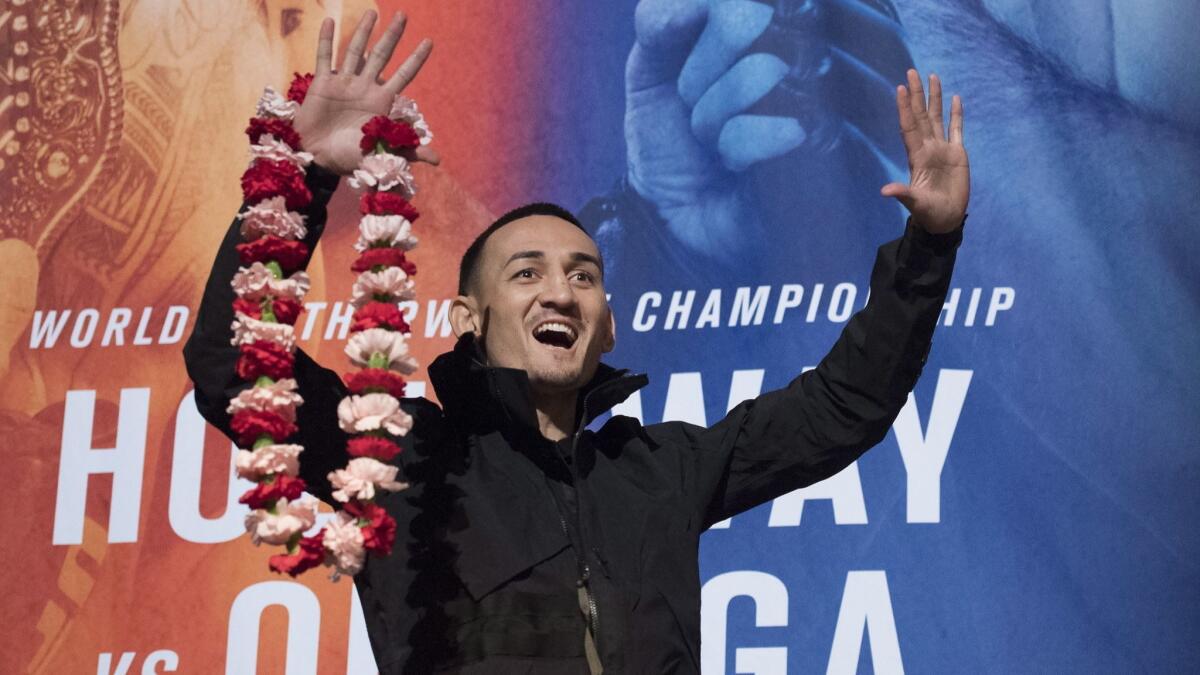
427;332;648;437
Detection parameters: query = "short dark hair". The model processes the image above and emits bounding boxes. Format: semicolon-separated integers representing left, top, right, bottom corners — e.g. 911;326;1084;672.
457;202;595;295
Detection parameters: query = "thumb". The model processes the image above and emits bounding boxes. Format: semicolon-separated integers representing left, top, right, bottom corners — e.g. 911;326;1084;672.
880;182;914;211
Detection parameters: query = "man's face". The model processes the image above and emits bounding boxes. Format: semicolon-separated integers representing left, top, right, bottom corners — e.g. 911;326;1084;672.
463;215;614;395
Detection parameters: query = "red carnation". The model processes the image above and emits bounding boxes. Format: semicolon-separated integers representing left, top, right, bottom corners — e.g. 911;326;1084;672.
351;248;417;276
345;369;407;398
346;436;403;461
346;501;397;555
269;531;326;577
237;236;310;271
359;116;420;153
231;409;298;446
235;297;303;325
246;117;303;150
241;159;312;210
237;341;295;380
351;302;411;333
287;72;314;104
239;474;307;509
359;191;420;221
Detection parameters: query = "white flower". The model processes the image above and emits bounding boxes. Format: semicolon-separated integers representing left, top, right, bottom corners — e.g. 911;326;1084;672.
351;267;416;307
354;215;418;253
345;328;418;374
256;86;298;120
231;262;311;302
388;96;433;145
322;512;366;579
329;457;408;503
337;392;414;436
226;379;303;423
238;196;308;241
250;135;314;167
235;444;304;480
244;498;317;546
348;153;416;197
231;313;296;351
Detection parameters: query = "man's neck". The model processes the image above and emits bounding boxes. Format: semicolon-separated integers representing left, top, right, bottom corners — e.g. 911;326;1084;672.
531;389;579;442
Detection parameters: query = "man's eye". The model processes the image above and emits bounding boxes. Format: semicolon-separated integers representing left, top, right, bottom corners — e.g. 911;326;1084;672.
514;269;537;279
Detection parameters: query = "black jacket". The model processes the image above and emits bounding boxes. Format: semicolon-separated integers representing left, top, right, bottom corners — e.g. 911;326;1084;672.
183;166;961;673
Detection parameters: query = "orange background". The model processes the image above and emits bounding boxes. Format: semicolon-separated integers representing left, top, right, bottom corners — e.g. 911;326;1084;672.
0;1;550;672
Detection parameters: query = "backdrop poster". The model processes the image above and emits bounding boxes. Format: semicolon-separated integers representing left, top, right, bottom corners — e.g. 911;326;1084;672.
1;1;1196;673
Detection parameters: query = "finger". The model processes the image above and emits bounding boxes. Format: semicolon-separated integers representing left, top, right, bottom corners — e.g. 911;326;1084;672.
678;0;773;106
385;38;433;94
627;0;708;92
906;68;934;138
895;85;924;157
949;94;963;145
691;53;789;145
717;115;805;172
928;73;945;139
414;145;441;166
340;10;377;75
365;12;407;81
316;18;334;74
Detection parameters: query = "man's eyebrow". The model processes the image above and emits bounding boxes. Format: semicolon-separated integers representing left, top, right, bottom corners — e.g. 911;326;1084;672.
504;250;544;266
570;252;603;270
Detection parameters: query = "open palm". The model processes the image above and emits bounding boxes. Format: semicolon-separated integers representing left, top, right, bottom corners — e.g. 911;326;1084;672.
880;69;970;234
293;11;438;175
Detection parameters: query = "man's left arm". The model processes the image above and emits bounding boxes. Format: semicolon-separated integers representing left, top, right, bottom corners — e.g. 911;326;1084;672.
684;213;961;527
675;69;970;527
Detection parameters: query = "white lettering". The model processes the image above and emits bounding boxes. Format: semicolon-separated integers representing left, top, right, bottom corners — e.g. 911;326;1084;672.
226;582;320;675
827;571;904;675
894;369;972;523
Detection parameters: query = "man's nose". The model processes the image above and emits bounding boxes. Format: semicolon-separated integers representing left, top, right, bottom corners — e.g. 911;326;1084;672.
537;273;577;308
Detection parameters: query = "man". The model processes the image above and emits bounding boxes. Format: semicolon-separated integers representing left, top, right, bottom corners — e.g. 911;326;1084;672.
183;9;968;673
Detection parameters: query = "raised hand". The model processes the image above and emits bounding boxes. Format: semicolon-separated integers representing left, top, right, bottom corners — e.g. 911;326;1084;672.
880;69;970;234
293;11;438;175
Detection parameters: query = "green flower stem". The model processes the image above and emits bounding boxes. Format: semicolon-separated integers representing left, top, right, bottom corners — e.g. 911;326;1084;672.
265;260;284;280
253;434;275;450
256;375;275;387
368;352;389;370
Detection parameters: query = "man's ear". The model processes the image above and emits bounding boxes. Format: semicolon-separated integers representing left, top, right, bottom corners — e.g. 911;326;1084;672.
450;295;482;338
601;305;616;354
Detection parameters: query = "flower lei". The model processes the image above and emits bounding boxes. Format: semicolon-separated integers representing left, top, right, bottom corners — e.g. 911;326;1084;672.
230;72;431;580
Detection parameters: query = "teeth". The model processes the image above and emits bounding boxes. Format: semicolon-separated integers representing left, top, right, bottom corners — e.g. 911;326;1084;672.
534;322;576;341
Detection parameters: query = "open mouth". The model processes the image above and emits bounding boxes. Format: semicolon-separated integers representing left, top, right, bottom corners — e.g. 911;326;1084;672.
532;321;578;350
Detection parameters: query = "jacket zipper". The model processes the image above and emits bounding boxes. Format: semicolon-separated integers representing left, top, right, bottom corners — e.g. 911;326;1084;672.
571;391;601;659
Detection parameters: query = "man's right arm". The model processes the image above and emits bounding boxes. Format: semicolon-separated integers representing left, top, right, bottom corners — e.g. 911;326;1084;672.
182;164;351;504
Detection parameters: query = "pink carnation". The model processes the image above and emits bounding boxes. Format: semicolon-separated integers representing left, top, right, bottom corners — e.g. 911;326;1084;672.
348;153;416;197
345;328;418;374
232;313;297;352
250;135;314;168
350;267;416;307
336;392;413;436
235;444;304;480
322;511;366;579
239;196;308;241
354;215;418;253
232;262;311;302
329;457;408;503
226;378;304;423
244;498;317;546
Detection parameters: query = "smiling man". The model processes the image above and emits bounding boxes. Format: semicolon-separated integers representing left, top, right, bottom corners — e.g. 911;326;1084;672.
183;10;967;674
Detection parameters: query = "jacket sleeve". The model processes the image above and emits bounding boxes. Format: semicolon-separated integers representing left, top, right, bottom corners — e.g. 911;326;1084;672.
650;216;963;529
182;164;352;505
